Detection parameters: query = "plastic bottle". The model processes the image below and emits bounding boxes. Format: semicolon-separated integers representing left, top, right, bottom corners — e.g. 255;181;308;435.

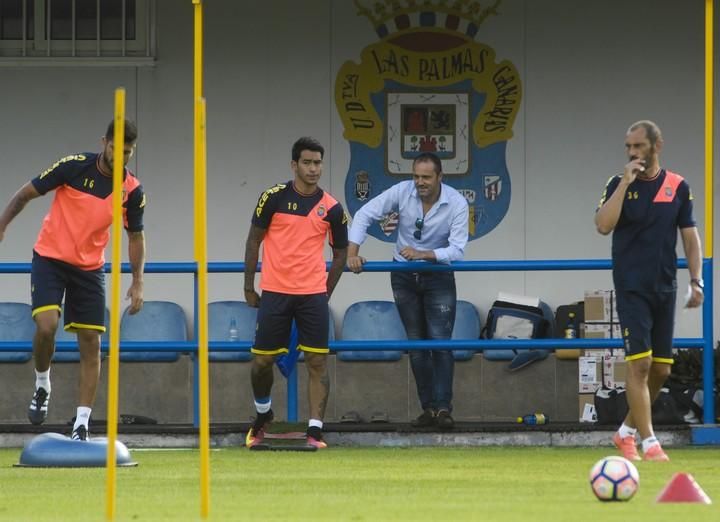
228;318;239;342
516;413;548;425
564;312;577;339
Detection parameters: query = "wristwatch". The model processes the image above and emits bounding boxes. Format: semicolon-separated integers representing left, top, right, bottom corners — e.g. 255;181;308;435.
690;278;704;290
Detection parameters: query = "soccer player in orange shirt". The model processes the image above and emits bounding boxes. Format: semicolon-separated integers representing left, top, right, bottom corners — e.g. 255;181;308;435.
0;120;146;441
244;137;348;449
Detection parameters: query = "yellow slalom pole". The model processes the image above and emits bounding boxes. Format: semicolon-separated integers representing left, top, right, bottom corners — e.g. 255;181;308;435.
193;0;203;103
105;88;125;521
193;1;210;518
193;0;203;252
196;97;211;519
705;0;714;253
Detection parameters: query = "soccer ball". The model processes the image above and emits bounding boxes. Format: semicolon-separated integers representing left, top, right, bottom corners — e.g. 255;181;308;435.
589;456;639;501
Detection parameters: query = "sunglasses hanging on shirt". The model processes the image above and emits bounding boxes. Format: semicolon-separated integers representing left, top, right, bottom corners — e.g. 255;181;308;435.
413;218;424;240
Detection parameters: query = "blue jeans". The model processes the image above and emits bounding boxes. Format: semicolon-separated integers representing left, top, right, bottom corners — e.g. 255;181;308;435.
391;271;456;412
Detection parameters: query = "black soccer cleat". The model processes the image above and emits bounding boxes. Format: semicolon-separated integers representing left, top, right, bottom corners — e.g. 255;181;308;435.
71;425;88;441
28;387;49;425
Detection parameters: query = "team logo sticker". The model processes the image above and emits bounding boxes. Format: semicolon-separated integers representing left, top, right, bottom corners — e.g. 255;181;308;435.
354;170;371;201
484;175;502;201
379;211;399;236
335;0;522;242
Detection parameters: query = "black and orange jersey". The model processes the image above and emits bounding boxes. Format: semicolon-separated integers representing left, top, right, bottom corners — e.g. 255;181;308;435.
252;181;348;295
31;153;145;271
598;169;695;291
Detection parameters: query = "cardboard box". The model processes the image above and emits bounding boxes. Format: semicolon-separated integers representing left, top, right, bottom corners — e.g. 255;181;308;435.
584;290;618;323
578;393;597;423
602;349;625;361
583;348;626;361
579;355;603;393
603;356;627;389
584;323;612;338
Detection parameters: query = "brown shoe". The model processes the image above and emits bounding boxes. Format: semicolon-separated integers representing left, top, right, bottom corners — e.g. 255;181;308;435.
436;410;454;430
411;409;436;427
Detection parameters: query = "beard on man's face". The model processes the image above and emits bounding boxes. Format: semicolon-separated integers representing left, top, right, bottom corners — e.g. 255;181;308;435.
102;149;114;170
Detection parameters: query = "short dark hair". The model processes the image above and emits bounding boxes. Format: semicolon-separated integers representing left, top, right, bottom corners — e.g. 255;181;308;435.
105;119;138;144
413;152;442;175
627;120;662;147
292;137;324;162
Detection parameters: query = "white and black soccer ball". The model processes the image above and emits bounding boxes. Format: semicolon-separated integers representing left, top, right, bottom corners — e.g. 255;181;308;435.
589;456;639;501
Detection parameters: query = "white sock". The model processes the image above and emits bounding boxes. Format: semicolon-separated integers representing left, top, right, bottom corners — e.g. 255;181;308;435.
74;406;92;431
254;398;271;414
618;423;637;439
35;369;51;394
641;436;659;453
308;419;323;429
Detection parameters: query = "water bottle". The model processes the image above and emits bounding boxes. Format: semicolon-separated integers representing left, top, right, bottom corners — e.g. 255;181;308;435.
228;318;239;342
517;413;548;425
564;312;577;339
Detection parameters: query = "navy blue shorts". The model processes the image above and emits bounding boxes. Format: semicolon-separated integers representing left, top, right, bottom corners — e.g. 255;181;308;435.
31;251;106;333
615;290;675;364
252;291;329;356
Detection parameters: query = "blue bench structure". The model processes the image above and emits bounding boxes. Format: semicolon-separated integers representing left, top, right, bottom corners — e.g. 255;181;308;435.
338;299;482;362
119;301;187;362
452;300;482;361
207;300;256;362
339;300;406;362
0;259;715;436
0;302;33;363
53;308;111;362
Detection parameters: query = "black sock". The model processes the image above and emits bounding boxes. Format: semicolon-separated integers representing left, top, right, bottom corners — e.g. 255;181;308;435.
306;426;323;440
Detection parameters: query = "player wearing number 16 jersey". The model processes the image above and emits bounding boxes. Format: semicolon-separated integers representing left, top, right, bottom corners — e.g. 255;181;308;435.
0;119;146;441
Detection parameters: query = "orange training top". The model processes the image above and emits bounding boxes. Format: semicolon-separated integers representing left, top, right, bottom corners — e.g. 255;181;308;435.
31;153;145;271
251;181;348;295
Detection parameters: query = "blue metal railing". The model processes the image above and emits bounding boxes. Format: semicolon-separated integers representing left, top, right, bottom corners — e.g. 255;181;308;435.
0;258;714;425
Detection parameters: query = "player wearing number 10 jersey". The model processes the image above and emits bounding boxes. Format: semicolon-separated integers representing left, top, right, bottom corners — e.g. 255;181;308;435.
244;137;348;449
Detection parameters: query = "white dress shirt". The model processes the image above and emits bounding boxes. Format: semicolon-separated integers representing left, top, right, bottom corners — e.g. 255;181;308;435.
348;180;469;264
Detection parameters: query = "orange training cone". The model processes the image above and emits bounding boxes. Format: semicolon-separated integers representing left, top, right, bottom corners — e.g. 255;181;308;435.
656;473;712;504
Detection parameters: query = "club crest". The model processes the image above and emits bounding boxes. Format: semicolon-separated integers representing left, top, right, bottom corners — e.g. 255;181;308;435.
335;0;522;241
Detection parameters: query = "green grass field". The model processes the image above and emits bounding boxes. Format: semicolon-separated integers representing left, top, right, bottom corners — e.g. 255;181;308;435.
0;447;718;521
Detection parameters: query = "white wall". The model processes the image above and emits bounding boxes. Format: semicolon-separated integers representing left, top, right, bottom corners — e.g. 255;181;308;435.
0;0;715;340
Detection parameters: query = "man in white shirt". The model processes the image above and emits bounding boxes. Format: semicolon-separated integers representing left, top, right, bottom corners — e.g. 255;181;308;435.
347;152;469;429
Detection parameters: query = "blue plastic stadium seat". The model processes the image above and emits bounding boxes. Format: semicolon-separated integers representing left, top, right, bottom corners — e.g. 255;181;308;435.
208;301;256;362
119;301;187;362
0;302;34;362
452;300;481;361
338;301;406;362
53;308;110;362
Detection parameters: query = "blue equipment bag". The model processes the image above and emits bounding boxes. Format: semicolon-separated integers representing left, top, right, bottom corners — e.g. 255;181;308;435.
481;295;554;363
